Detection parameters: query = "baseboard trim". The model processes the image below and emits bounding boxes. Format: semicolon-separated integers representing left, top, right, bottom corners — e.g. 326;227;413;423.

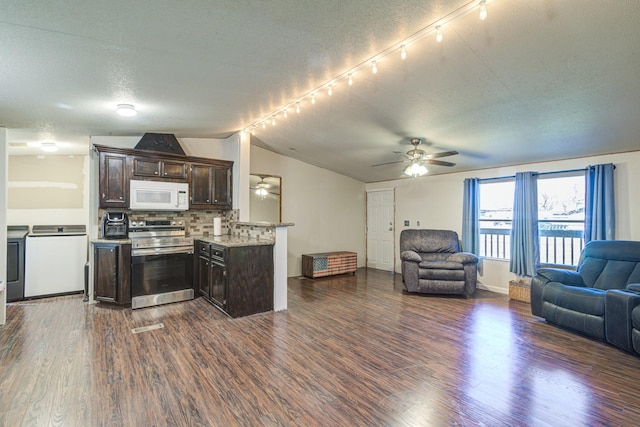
477;283;508;295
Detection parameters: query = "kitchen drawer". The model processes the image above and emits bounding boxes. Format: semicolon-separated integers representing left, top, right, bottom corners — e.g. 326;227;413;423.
198;241;210;256
210;244;225;263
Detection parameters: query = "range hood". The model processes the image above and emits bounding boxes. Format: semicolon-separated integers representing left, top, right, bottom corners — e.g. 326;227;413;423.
134;133;186;156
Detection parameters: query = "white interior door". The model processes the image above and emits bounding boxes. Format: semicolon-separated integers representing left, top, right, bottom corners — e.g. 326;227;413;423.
366;190;395;271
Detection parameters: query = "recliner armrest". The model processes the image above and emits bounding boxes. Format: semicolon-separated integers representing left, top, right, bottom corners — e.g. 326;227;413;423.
535;268;585;287
400;250;422;263
627;284;640;293
447;252;478;264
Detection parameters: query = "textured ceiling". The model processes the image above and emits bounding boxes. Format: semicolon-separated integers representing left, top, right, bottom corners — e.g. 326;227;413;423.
2;1;640;182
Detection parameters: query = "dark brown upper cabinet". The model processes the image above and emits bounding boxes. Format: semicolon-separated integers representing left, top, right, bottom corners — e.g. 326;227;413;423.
98;151;129;208
190;163;232;210
132;157;187;180
95;144;233;210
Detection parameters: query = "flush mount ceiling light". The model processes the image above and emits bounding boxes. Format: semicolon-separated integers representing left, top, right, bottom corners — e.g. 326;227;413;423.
115;104;137;117
40;142;58;152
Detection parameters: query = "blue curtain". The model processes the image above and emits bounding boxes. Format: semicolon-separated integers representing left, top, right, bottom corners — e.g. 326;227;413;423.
462;178;480;254
585;163;615;242
510;172;539;277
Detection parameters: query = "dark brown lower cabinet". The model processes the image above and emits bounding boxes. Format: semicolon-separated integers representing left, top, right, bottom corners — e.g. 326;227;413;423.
93;242;131;305
196;240;273;318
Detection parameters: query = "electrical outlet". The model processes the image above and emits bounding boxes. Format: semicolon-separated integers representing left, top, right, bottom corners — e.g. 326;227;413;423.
404;220;410;226
417;221;421;226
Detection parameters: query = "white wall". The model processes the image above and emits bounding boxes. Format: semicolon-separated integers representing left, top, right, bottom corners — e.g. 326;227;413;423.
1;128;8;325
6;155;90;227
251;146;366;277
366;150;640;294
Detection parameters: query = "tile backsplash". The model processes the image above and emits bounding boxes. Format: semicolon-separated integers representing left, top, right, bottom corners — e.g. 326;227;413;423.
230;223;274;240
98;209;239;237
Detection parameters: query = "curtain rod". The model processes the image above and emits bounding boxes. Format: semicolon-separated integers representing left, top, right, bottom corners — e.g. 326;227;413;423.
478;167;594;182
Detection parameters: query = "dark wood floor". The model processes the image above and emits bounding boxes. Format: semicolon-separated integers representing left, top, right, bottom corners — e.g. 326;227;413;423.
2;269;640;426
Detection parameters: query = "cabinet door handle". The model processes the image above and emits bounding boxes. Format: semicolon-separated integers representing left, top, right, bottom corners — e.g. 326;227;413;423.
214;199;218;203
207;199;210;203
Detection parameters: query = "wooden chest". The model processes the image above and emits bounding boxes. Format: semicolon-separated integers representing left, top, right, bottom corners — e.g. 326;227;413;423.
302;252;357;278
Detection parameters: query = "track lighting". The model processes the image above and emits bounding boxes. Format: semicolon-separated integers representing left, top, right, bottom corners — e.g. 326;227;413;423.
241;0;497;134
479;0;488;20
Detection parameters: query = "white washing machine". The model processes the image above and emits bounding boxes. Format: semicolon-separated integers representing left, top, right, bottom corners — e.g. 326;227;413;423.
25;225;88;298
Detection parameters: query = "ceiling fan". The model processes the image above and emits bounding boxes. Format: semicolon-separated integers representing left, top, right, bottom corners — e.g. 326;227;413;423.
371;137;458;177
251;175;277;199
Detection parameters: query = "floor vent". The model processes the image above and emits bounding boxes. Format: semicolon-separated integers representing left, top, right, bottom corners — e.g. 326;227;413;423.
131;323;165;334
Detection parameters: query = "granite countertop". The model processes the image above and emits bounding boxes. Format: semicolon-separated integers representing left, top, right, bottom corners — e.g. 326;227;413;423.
92;238;132;244
191;234;274;247
231;221;295;227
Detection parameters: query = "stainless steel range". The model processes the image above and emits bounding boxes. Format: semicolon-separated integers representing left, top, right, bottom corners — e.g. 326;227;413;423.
129;220;194;309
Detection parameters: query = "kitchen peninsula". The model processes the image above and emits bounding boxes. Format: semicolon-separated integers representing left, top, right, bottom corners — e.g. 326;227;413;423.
195;234;274;318
229;221;294;313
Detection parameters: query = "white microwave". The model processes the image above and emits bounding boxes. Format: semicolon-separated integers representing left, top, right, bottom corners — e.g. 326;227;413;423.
129;179;189;211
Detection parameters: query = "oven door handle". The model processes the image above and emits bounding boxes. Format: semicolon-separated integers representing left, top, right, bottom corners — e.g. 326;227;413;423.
132;247;194;257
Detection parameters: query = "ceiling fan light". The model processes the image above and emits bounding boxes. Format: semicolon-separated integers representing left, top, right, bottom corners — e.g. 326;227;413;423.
115;104;137;117
403;162;428;177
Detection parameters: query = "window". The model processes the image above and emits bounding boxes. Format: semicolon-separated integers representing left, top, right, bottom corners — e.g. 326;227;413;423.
537;173;585;266
478;172;586;266
479;180;514;259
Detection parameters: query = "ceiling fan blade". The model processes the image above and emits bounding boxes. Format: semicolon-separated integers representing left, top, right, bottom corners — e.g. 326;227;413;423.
427;159;456;167
424;150;459;159
371;159;409;167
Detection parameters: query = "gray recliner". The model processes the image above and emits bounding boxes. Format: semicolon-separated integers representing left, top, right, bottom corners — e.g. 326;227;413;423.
400;229;479;297
531;240;640;342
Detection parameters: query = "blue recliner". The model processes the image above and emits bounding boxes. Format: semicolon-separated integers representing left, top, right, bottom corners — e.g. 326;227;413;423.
531;240;640;342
